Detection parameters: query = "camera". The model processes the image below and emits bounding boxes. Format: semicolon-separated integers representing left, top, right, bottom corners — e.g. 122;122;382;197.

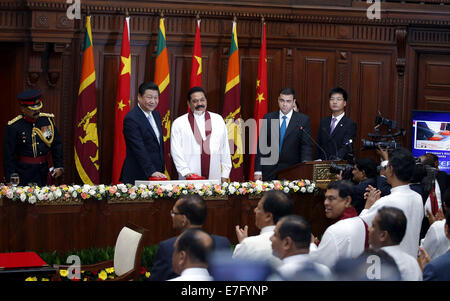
361;140;401;151
329;162;354;180
361;114;405;151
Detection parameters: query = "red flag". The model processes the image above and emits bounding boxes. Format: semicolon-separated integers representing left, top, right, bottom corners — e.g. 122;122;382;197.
154;17;173;179
249;23;268;181
190;19;202;88
74;16;99;185
222;20;243;182
112;17;131;184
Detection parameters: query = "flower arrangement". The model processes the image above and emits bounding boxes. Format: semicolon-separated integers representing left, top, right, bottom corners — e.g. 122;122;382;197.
0;180;317;205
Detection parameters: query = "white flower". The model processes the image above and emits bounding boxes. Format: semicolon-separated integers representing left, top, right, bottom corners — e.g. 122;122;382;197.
182;190;188;195
198;191;204;196
293;186;299;192
241;182;248;188
121;187;127;193
115;192;120;197
300;187;306;193
304;180;310;185
194;183;203;191
68;186;74;193
37;193;44;201
72;191;78;198
55;190;62;198
73;185;80;191
283;187;290;193
307;186;314;193
49;193;55;201
6;190;13;199
29;196;37;204
130;193;137;200
228;186;236;194
20;193;27;202
89;189;96;196
289;182;295;189
206;190;212;196
141;191;148;198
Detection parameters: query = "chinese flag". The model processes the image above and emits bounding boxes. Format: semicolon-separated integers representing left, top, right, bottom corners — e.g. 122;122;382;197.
248;23;268;181
112;17;131;184
154;17;173;179
222;20;243;182
190;19;202;88
74;16;99;185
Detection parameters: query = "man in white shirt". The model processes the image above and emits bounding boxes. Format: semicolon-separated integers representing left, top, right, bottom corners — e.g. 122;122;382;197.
233;191;293;267
170;87;231;182
270;215;331;280
361;148;424;258
309;180;367;268
169;228;214;281
420;188;450;260
368;206;422;281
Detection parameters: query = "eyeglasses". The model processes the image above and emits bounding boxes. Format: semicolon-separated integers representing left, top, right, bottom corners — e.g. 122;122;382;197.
170;209;183;216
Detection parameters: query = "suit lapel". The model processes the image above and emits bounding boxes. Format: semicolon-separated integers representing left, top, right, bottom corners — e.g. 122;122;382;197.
283;111;299;141
137;107;159;142
331;115;346;138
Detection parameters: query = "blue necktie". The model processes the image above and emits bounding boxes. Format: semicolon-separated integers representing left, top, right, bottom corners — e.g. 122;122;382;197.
279;115;287;152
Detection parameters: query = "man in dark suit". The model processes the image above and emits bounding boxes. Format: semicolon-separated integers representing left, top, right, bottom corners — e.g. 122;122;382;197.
120;82;166;184
351;157;377;214
150;194;231;281
420;211;450;281
314;87;356;162
254;87;313;181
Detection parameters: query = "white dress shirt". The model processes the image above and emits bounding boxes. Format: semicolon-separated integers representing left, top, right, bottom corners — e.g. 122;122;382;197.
420;219;450;260
381;245;423;281
168;268;213;281
330;112;345;129
170;111;232;180
274;254;331;280
309;217;366;268
360;185;424;258
232;225;282;267
138;104;160;142
279;109;294;128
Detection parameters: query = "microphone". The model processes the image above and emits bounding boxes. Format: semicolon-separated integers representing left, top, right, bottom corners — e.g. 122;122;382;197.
320;126;339;161
300;126;328;161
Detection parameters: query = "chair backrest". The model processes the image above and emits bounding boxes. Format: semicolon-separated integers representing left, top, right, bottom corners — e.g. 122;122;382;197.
113;223;147;277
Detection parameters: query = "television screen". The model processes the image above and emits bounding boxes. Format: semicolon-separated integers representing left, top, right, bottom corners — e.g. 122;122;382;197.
412;110;450;172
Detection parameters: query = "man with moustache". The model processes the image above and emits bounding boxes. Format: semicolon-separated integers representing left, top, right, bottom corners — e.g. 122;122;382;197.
170;86;231;182
120;82;166;184
3;89;64;186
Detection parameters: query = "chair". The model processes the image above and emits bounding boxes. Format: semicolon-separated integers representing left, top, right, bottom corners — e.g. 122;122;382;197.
55;223;148;281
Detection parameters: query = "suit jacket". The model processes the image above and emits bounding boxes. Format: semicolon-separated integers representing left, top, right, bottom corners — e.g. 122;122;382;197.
314;115;356;161
255;111;313;181
353;177;376;214
149;234;231;281
120;106;165;184
423;250;450;281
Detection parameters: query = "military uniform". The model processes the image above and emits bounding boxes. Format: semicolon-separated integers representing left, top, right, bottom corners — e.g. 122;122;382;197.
2;89;63;186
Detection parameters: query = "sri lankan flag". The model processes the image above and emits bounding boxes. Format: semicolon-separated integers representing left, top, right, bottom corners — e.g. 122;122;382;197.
222;20;243;182
112;17;131;184
190;19;202;88
249;22;268;181
154;17;173;179
74;16;99;185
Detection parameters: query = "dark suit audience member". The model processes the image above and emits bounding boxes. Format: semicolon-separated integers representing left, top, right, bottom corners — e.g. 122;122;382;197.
150;195;230;281
351;157;377;214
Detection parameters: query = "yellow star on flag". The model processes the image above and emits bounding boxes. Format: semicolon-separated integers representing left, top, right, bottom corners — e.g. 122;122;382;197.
257;93;265;103
194;55;202;75
117;100;127;111
256;80;260;88
120;55;131;76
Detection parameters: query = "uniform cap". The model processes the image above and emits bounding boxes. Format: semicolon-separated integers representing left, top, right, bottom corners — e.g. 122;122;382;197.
17;89;43;110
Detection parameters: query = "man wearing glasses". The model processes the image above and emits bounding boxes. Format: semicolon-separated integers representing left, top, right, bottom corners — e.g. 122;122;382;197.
314;87;356;161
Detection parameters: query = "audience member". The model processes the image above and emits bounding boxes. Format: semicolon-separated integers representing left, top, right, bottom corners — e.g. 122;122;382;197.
419;211;450;281
420;188;450;260
309;181;367;268
270;215;331;280
361;147;423;257
150;195;230;281
169;228;215;281
368;206;422;281
233;190;293;266
351;157;377;214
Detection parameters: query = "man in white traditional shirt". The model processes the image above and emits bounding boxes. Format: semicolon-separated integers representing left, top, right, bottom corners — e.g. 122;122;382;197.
309;180;367;268
362;148;424;258
270;215;331;280
170;87;231;182
232;191;293;267
368;206;423;281
169;228;214;281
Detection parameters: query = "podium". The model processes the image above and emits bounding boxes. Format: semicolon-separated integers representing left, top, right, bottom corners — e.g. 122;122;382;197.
277;161;347;190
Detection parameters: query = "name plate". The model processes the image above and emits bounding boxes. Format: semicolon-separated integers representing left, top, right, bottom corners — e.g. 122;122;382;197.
135;179;221;186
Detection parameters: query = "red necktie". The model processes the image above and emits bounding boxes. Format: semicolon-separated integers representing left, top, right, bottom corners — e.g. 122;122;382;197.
430;185;438;215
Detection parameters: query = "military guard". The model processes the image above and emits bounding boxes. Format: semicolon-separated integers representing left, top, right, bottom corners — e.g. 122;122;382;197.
3;89;64;186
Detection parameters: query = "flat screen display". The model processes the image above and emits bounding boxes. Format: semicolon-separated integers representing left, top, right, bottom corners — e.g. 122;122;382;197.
412;110;450;172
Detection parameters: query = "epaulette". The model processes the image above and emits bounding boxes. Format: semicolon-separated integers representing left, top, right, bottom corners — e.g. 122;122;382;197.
8;115;23;125
39;113;55;118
